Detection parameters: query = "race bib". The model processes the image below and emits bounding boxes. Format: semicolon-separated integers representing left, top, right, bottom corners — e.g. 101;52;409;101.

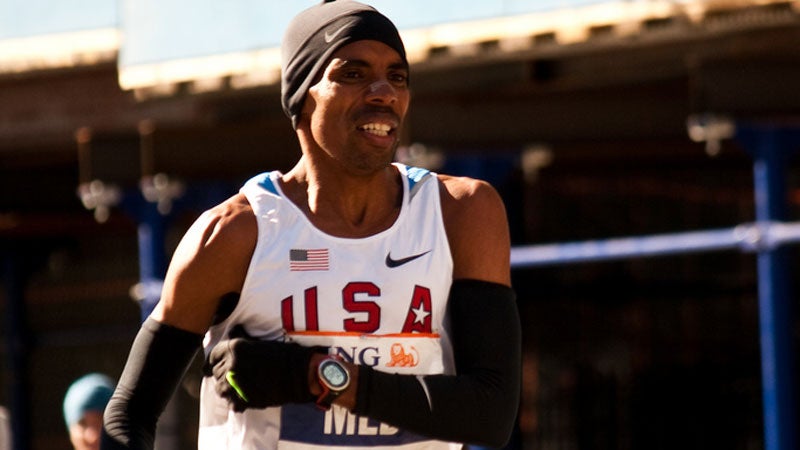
286;331;444;374
278;332;449;449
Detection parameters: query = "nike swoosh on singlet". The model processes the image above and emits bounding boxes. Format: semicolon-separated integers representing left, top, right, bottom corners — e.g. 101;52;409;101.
385;250;431;268
324;21;354;43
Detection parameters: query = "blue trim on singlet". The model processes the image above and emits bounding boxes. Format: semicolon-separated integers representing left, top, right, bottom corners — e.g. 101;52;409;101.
256;168;429;197
405;165;430;191
257;172;280;196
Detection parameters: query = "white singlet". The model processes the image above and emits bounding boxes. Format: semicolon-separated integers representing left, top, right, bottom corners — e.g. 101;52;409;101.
198;163;460;450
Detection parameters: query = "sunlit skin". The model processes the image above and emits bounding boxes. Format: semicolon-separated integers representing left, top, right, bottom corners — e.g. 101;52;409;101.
298;40;410;177
68;411;103;450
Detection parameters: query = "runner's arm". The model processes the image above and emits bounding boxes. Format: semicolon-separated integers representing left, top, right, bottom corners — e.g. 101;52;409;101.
101;195;256;449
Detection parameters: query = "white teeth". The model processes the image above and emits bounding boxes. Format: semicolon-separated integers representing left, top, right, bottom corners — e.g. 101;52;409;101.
360;123;391;137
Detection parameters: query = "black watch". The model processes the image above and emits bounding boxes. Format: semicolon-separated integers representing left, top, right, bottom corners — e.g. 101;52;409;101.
316;356;350;410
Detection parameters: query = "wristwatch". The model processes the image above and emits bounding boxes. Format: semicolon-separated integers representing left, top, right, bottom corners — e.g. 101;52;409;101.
316;356;350;410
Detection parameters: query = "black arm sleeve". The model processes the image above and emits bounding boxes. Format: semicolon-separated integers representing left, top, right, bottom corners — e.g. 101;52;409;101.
353;279;521;448
101;318;202;450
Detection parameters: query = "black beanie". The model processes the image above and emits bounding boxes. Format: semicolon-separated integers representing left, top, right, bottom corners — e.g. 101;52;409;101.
281;0;407;129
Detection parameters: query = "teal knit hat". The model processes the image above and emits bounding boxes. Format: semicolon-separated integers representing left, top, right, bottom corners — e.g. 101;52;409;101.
63;373;114;428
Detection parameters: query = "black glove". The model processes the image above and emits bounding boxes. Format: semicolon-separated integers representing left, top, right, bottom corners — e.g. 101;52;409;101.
205;325;322;412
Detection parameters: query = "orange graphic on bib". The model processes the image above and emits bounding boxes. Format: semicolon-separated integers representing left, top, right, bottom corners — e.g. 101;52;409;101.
386;343;419;368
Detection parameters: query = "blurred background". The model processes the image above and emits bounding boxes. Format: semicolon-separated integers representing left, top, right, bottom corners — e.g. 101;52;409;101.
1;0;799;448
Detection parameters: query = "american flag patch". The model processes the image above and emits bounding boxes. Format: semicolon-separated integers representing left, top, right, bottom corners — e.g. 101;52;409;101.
289;249;329;271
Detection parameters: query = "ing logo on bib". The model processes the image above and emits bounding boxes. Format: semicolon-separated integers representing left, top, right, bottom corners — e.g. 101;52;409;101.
386;343;418;368
287;333;444;376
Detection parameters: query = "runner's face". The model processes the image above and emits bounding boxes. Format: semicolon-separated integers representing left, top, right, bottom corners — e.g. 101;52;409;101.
301;40;410;174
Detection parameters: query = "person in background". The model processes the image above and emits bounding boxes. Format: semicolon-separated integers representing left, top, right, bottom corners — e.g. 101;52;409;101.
64;373;114;450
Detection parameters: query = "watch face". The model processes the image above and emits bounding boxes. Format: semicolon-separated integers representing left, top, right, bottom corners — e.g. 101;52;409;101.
320;360;349;389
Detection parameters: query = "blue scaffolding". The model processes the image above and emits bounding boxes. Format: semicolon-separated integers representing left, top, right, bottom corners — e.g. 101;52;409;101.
511;123;799;450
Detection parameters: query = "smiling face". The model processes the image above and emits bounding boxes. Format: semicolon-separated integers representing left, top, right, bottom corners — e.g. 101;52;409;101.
299;40;410;176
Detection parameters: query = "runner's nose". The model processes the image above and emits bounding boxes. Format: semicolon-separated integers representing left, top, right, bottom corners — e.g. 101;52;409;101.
366;80;397;104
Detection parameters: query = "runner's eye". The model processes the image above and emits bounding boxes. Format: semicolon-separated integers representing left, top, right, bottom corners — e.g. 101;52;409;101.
389;72;408;86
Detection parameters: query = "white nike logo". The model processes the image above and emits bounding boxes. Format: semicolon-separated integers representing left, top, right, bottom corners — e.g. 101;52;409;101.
324;21;354;43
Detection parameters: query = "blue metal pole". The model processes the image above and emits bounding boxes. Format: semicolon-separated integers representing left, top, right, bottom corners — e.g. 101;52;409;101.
137;200;167;321
738;125;799;450
509;222;800;267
